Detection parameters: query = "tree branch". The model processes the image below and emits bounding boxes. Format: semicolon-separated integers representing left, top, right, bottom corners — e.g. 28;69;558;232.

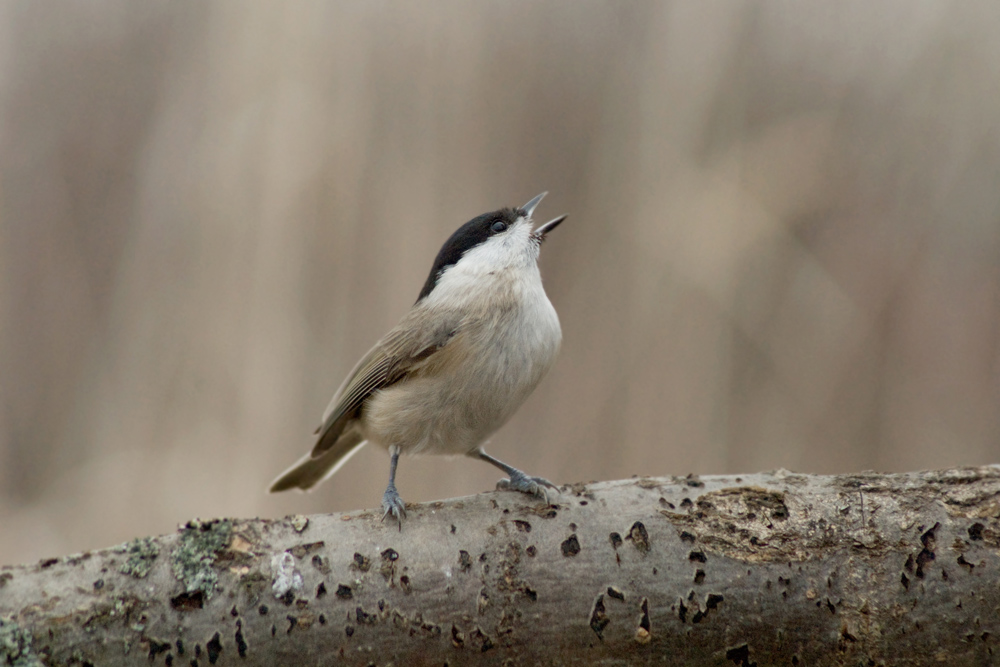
2;467;999;666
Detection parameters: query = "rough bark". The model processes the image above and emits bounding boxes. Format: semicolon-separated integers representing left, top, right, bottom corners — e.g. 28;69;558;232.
2;467;1000;666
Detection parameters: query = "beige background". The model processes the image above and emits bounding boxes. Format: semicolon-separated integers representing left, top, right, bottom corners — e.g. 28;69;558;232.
2;1;999;566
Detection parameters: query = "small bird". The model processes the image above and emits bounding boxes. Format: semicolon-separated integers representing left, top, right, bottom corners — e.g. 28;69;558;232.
269;193;566;527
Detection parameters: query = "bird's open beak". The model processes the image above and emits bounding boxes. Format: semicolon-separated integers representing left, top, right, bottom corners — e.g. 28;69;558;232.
532;214;567;241
520;192;547;219
521;192;566;241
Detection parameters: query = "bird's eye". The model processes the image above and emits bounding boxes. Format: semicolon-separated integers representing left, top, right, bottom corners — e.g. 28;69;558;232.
490;220;508;233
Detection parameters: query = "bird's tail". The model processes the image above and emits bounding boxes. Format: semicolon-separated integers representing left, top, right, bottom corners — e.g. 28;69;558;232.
268;431;366;492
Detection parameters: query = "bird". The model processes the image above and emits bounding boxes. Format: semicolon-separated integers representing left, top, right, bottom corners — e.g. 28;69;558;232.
269;193;566;527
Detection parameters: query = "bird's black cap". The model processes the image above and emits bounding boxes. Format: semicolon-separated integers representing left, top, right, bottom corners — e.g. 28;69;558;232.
416;207;521;302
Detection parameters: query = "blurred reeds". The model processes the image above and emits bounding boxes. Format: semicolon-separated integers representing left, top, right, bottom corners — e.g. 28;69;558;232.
2;1;998;564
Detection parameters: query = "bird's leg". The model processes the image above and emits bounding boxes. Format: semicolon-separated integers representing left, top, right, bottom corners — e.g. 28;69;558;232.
381;446;406;530
474;448;558;503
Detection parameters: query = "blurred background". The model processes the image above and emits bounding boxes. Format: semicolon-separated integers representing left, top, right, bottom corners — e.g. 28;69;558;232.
2;1;999;565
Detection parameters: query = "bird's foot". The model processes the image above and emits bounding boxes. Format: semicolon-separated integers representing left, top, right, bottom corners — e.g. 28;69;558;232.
496;469;558;503
381;484;406;530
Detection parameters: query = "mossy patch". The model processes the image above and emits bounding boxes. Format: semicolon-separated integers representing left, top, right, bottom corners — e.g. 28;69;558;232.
117;537;160;578
0;615;42;667
170;519;233;600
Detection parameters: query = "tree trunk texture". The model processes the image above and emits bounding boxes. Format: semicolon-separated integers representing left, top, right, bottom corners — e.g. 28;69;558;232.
2;467;999;666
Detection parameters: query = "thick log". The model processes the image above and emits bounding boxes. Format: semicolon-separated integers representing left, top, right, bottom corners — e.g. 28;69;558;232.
2;467;999;666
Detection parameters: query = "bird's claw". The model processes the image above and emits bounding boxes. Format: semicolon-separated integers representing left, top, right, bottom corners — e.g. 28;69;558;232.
381;485;406;530
496;469;558;503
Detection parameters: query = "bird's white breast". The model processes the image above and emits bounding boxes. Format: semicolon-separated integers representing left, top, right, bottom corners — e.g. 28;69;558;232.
360;244;561;456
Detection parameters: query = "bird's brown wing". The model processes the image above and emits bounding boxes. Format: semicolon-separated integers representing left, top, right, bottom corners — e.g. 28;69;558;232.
310;309;460;457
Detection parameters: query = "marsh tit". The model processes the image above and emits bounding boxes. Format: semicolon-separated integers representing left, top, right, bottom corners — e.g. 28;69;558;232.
269;193;566;527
